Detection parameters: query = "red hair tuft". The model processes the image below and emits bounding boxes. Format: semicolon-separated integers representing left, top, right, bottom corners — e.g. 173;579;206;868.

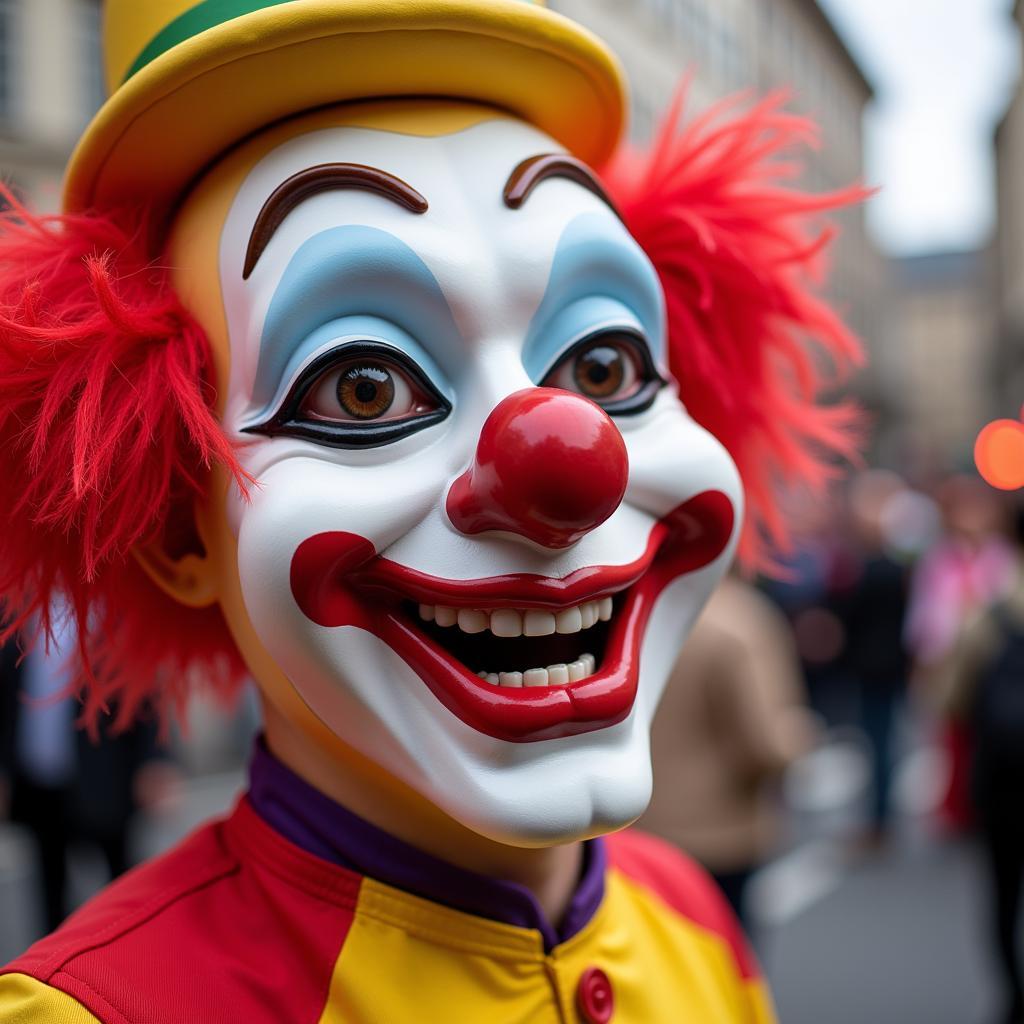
0;189;249;731
601;87;871;570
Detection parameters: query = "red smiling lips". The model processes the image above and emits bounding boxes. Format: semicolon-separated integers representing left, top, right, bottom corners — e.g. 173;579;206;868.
290;489;735;742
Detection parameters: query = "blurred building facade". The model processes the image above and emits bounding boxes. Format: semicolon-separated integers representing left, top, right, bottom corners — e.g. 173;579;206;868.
550;0;886;429
0;0;103;208
884;251;996;471
995;0;1024;421
872;2;1021;474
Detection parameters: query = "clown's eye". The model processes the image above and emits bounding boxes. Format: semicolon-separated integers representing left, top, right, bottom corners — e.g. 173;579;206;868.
244;342;451;449
570;344;634;399
303;359;426;423
542;329;664;415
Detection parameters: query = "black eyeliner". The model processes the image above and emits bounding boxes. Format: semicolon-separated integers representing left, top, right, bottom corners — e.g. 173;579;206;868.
243;341;452;449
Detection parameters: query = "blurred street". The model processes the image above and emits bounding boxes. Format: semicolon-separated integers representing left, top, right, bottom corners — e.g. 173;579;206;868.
767;833;989;1024
0;728;1003;1024
0;764;246;963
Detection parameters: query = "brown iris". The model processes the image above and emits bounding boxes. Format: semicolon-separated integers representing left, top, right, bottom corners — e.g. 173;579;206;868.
573;345;625;399
337;365;396;420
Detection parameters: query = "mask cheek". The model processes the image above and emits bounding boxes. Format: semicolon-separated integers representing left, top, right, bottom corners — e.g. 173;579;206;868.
636;558;731;723
226;458;393;662
230;488;403;766
622;398;744;526
233;491;323;677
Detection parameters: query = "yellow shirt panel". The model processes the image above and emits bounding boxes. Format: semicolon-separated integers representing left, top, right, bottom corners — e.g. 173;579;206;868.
317;869;776;1024
320;877;559;1024
548;870;777;1023
0;973;102;1024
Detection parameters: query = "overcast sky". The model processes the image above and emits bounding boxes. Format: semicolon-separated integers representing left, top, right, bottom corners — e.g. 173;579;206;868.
817;0;1021;256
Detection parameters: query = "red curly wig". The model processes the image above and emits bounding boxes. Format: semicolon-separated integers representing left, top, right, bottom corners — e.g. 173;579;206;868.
0;192;249;731
0;90;868;727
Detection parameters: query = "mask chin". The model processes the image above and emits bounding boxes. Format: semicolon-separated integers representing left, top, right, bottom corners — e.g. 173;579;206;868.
401;695;658;850
407;556;730;847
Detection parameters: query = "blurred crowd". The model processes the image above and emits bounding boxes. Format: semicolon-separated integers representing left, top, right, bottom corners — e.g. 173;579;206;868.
0;624;258;946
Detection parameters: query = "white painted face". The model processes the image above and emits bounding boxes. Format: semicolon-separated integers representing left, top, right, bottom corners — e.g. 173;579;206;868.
216;113;743;847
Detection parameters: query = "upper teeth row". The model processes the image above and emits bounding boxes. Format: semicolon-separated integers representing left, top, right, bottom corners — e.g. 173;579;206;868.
418;598;613;636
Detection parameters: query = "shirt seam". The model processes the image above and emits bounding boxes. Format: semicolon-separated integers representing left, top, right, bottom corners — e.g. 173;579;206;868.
224;798;363;909
48;970;132;1024
30;857;241;982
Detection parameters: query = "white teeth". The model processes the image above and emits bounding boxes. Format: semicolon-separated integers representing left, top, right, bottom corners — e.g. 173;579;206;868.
476;654;598;689
524;668;549;687
457;608;488;634
416;599;606;689
490;609;523;638
417;598;615;637
435;606;457;627
524;610;556;637
547;664;570;686
555;606;583;634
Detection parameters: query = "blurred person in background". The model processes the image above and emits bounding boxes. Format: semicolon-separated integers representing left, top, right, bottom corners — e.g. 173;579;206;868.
906;475;1016;832
0;607;182;934
835;470;911;844
760;493;856;729
941;499;1024;1024
641;572;820;930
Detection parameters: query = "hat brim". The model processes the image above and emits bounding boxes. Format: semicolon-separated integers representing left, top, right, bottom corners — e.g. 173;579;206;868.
64;0;627;218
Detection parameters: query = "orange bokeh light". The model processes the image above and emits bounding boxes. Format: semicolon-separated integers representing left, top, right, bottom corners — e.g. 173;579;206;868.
975;418;1024;490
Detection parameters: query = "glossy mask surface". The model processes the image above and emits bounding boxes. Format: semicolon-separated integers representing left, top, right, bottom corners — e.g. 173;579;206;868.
189;105;743;845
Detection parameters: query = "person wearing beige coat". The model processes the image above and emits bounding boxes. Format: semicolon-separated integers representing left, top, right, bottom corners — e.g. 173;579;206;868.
640;574;819;926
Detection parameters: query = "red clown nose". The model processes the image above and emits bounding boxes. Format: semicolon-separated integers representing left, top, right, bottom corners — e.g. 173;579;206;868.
446;388;629;549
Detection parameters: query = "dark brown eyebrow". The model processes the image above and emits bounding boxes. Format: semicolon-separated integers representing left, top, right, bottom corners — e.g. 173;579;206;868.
503;154;621;219
243;163;429;280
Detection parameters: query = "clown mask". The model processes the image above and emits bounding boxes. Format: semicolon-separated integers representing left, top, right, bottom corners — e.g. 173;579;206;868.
167;101;742;847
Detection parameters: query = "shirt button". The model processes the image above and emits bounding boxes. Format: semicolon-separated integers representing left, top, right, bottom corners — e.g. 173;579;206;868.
576;966;614;1024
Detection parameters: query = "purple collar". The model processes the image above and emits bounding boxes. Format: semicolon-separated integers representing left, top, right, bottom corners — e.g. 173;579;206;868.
247;738;606;952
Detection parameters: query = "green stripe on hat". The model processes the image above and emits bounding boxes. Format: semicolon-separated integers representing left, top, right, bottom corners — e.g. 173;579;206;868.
124;0;545;85
124;0;296;83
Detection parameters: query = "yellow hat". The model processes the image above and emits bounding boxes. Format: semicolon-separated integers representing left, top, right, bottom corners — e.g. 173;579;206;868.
64;0;627;218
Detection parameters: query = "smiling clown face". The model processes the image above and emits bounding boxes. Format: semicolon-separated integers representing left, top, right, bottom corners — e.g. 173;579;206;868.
171;101;742;846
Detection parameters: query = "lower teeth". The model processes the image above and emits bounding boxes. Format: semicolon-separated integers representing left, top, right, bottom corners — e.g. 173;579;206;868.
477;653;596;688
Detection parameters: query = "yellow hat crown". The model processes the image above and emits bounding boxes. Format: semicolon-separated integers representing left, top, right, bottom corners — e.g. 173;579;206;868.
104;0;549;92
68;0;625;219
